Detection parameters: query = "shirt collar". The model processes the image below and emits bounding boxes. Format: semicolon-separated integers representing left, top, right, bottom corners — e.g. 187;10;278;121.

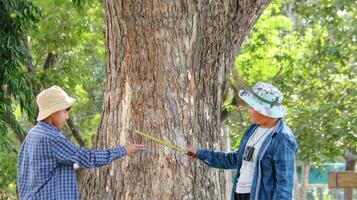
37;121;61;133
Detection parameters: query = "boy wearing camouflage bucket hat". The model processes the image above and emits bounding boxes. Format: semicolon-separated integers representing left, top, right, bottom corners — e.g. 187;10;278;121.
18;86;145;200
187;82;298;200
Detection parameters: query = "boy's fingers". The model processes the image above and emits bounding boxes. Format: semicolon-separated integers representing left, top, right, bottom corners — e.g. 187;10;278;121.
135;144;147;150
187;151;196;158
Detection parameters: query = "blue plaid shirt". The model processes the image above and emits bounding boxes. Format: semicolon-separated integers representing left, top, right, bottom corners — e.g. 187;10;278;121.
17;121;126;200
196;119;298;200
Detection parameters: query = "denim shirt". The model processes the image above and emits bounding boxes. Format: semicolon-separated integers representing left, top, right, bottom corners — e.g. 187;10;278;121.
196;119;297;200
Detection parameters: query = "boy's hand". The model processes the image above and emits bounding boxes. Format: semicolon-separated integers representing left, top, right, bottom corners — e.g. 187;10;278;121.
186;147;197;158
124;144;146;156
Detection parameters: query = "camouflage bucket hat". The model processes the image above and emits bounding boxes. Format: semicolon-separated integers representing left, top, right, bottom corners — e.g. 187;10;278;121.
238;82;286;118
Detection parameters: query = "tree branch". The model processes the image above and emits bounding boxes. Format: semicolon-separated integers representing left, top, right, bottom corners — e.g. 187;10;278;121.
66;117;86;147
4;110;26;143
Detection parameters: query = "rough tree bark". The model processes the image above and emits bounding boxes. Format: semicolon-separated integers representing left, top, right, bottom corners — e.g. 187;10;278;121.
80;1;270;199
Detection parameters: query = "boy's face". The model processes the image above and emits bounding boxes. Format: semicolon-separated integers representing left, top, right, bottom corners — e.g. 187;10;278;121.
47;109;69;128
248;106;270;125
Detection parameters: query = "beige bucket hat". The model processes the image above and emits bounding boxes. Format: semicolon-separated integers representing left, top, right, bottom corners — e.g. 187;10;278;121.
36;86;76;121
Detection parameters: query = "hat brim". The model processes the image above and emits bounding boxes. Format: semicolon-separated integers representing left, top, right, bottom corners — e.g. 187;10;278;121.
37;97;76;121
239;90;286;118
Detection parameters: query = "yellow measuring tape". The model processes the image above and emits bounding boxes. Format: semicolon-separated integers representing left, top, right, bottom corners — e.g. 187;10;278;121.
135;130;187;154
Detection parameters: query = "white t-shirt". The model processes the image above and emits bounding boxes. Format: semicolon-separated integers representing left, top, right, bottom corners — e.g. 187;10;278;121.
235;126;274;194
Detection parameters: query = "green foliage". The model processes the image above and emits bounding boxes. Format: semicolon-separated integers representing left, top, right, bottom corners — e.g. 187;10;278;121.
0;3;40;194
0;0;40;147
29;0;105;95
71;0;87;8
27;0;106;146
280;0;356;162
0;147;17;197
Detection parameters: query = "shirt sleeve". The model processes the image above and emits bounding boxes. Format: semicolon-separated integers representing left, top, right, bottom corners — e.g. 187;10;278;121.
50;135;126;168
196;149;240;169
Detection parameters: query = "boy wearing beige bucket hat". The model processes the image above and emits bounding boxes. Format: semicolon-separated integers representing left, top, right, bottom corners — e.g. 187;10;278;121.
17;86;145;200
187;82;298;200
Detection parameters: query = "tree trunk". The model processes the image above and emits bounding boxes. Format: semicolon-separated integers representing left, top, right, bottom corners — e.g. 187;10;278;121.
80;1;270;199
67;117;86;147
293;160;301;200
43;52;57;70
4;110;26;143
283;0;297;30
343;149;357;200
300;161;310;200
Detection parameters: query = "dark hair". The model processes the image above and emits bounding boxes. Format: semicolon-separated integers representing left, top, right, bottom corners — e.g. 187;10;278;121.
66;107;72;111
